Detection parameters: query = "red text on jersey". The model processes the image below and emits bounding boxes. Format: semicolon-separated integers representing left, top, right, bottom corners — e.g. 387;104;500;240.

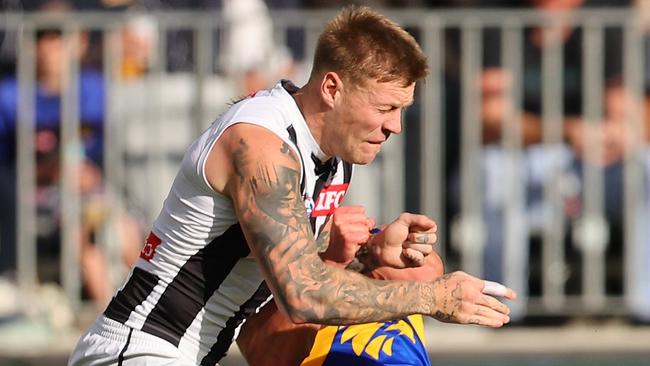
311;184;349;217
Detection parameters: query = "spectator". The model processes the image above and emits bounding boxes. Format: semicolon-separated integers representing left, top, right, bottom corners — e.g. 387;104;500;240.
117;15;158;80
458;0;650;321
0;0;141;307
220;0;297;95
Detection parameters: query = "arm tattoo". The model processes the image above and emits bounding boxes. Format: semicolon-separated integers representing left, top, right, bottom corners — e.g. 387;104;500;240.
315;217;331;253
233;138;251;184
233;137;434;324
432;274;463;323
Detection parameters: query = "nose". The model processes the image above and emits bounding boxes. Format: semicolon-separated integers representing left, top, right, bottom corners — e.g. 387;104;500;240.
382;112;402;135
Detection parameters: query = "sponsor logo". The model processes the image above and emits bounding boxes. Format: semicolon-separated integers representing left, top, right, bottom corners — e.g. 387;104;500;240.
140;232;161;261
311;184;349;217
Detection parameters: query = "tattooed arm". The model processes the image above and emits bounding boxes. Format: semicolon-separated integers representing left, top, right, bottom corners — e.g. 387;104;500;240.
237;208;444;366
207;123;514;327
316;206;375;268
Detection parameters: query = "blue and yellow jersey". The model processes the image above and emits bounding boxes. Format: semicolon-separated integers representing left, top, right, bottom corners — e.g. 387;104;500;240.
301;315;431;366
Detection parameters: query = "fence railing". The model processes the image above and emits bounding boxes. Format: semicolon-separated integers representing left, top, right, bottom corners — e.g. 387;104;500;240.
1;8;649;322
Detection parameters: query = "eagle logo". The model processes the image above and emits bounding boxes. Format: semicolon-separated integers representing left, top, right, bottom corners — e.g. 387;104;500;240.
338;319;417;360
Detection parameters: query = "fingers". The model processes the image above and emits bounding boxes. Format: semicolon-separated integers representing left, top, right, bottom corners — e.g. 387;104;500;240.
464;308;510;328
402;243;434;256
402;232;437;265
333;212;371;226
482;280;517;300
333;206;375;232
405;232;437;245
477;293;510;316
395;213;437;232
401;247;425;266
342;230;370;244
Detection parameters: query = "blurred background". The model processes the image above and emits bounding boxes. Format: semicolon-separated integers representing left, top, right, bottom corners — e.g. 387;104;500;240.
1;0;650;365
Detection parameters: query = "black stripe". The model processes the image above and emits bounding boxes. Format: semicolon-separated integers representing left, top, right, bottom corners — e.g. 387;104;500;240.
140;223;250;347
342;161;352;184
117;327;134;365
286;125;306;194
315;161;350;238
309;155;338;232
200;282;272;366
104;267;160;324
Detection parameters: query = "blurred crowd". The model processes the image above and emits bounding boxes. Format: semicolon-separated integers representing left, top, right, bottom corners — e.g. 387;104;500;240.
0;0;649;338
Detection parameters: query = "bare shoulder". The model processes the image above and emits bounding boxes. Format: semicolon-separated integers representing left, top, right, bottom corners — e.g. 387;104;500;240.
205;122;300;195
209;122;315;319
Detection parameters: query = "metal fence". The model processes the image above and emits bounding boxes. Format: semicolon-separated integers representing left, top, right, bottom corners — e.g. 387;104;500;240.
1;8;649;322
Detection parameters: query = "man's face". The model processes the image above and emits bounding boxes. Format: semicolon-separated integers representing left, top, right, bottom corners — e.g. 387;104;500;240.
36;33;65;78
325;79;415;165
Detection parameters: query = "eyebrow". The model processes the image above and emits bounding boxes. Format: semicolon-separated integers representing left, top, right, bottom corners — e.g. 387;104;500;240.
376;99;414;109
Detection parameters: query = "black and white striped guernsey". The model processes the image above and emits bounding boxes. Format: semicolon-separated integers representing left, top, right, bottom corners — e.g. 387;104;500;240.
103;80;353;365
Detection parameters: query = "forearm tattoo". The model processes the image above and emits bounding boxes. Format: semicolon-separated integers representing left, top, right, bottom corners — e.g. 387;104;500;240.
315;218;331;253
232;137;435;324
432;274;462;322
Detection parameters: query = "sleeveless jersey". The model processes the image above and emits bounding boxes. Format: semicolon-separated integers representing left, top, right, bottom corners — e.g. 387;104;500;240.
301;315;431;366
102;80;352;365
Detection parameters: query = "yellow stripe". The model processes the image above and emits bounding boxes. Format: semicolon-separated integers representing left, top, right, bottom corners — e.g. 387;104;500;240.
343;323;383;356
407;315;426;343
364;334;387;360
381;337;394;357
300;326;339;366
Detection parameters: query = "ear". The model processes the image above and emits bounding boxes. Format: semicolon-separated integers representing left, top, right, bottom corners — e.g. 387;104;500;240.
319;72;344;109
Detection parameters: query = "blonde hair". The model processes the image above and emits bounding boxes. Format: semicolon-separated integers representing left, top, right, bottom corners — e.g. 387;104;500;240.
311;6;428;88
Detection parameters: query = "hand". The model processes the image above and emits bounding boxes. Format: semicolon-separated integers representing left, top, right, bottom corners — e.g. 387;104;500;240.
430;271;517;328
321;206;374;267
369;250;444;282
366;213;437;269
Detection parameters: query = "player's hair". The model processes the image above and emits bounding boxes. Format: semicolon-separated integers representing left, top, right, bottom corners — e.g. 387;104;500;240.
311;5;428;88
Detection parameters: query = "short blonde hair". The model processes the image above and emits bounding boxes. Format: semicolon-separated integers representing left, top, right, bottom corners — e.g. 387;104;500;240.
311;6;428;88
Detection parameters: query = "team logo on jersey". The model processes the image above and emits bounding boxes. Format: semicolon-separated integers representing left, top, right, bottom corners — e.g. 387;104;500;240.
303;193;315;216
140;232;161;261
311;184;349;217
338;319;417;361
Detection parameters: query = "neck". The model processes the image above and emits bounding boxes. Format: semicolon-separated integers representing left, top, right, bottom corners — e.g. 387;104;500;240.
292;81;332;158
